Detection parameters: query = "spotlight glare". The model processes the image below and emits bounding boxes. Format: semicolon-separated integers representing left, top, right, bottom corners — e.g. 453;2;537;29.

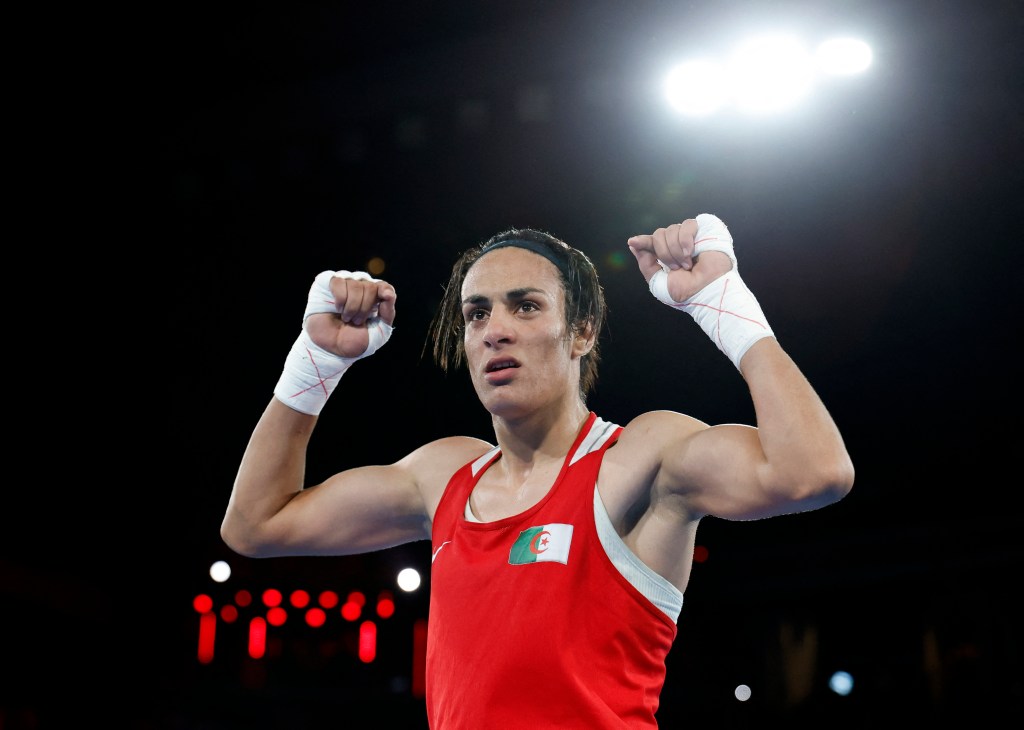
816;38;873;75
664;60;729;117
729;35;814;114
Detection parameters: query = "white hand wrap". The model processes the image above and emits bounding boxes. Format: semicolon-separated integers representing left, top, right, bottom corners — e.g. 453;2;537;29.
273;270;394;415
648;213;774;370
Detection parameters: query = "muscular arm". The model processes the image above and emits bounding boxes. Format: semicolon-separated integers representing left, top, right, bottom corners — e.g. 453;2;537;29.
626;340;854;522
625;215;855;523
222;398;490;557
221;269;491;558
222;398;431;557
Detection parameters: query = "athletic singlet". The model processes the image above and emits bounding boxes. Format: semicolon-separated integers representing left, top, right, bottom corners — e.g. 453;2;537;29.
426;413;679;729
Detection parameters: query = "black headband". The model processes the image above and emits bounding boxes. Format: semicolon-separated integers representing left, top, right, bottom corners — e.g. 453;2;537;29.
477;238;570;280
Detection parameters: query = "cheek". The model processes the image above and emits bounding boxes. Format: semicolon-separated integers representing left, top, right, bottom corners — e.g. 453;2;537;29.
536;335;576;368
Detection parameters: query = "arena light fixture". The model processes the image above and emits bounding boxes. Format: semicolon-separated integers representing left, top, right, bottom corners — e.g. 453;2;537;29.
663;32;872;117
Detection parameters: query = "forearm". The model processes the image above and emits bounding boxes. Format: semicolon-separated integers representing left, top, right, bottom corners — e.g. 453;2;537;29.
739;339;855;505
221;397;317;556
222;268;397;556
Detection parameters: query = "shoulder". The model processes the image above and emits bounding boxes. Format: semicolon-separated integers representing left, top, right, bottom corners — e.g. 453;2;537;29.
615;410;709;453
399;434;494;484
397;435;495;519
601;411;708;494
410;434;494;460
401;435;494;471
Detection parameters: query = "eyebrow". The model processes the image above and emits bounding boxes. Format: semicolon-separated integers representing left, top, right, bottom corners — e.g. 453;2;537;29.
462;287;548;306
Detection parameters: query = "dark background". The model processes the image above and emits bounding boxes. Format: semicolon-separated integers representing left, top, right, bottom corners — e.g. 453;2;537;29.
5;1;1022;727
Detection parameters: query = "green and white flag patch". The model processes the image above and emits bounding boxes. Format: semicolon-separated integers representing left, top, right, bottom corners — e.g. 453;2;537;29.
508;524;574;565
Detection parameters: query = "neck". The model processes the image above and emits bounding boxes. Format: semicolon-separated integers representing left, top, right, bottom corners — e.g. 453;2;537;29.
490;399;591;472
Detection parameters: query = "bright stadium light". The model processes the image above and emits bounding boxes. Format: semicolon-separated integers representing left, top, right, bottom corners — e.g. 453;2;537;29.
729;34;814;114
661;31;872;118
664;60;730;116
816;37;873;75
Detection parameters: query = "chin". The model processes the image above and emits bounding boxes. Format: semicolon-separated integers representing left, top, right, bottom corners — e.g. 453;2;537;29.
479;392;530;420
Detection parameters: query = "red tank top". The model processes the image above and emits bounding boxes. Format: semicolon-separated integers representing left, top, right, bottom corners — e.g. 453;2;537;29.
426;412;678;728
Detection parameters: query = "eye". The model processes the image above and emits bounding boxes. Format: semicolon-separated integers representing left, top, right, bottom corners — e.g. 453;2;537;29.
464;308;488;322
517;301;539;313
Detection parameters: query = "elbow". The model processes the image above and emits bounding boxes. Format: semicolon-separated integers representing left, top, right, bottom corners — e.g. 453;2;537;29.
808;453;856;507
220;516;272;559
773;453;855;512
836;456;856;499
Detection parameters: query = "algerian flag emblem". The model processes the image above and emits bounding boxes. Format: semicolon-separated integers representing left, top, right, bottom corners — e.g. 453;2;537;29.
508;524;574;566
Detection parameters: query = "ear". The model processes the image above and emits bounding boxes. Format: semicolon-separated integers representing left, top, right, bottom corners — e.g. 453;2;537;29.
571;322;596;358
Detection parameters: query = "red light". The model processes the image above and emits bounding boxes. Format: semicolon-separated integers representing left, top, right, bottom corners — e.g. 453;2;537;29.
193;594;214;614
305;607;327;627
693;545;709;563
249;617;267;659
319;590;339;609
235;590;252;607
358;621;377;663
290;590;310;608
348;591;366;607
341;601;362;622
220;605;239;623
197;612;216;664
267;606;288;626
262;588;283;607
412;619;427;697
377;597;395;619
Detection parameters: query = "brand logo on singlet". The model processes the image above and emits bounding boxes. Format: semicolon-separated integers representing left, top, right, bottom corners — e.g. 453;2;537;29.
508;524;573;565
432;541;452;563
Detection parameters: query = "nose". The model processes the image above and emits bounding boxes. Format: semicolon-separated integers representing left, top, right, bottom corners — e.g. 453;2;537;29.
482;309;515;348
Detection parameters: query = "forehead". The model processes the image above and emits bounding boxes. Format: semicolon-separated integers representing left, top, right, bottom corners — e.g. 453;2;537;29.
461;246;564;298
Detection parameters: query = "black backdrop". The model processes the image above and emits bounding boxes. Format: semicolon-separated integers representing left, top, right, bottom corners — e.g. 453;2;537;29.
4;1;1021;728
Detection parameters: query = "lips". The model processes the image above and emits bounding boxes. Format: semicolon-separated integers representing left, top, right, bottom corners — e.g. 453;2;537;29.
485;358;520;373
483;357;520;383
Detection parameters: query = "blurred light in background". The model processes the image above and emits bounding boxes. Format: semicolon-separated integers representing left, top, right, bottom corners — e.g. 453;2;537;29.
367;256;386;276
693;544;709;564
829;670;854;696
729;35;815;115
816;38;873;75
377;590;396;619
189;554;869;709
664;32;872;117
359;621;377;663
305;606;327;627
289;589;310;608
248;616;267;659
342;591;365;621
318;590;339;609
267;606;287;626
397;567;422;592
209;560;231;582
664;60;730;117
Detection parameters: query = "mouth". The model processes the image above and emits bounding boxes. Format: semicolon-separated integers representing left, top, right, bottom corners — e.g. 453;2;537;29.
486;358;520;373
483;358;520;383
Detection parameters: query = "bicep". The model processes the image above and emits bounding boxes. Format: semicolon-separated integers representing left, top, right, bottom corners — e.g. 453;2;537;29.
664;423;785;521
264;462;432;556
254;436;491;556
623;411;783;522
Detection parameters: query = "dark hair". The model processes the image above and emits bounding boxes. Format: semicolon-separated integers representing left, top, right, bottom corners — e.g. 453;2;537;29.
426;228;607;399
